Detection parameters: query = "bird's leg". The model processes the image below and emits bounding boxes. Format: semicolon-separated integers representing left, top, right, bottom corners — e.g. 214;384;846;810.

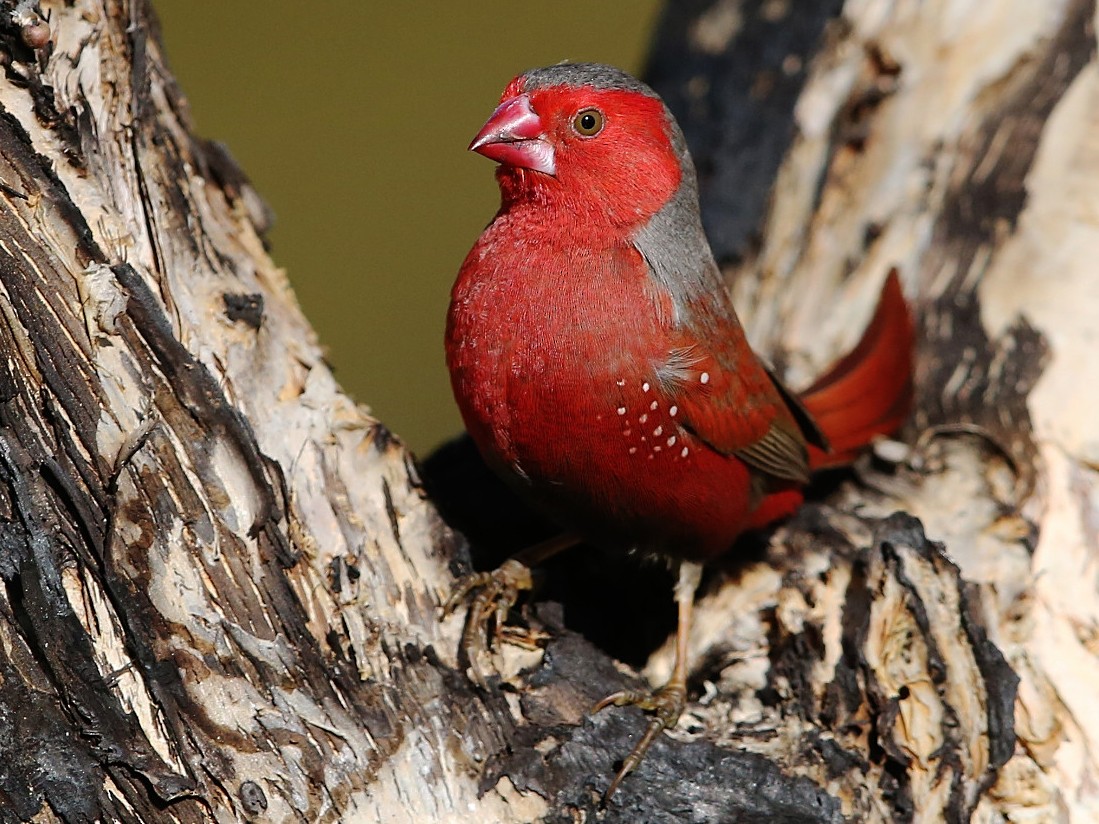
593;559;703;801
442;533;578;683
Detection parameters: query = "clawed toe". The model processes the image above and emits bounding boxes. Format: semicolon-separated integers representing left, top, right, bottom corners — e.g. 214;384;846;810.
592;682;687;801
592;683;685;720
441;558;538;680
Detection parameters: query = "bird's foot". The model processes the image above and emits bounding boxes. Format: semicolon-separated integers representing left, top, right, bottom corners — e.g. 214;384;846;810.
592;680;686;801
442;558;547;683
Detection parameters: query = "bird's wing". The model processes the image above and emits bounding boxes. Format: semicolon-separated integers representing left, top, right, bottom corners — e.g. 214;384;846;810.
656;324;813;486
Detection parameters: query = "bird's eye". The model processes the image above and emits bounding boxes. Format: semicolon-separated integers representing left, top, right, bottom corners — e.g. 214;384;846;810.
572;108;605;137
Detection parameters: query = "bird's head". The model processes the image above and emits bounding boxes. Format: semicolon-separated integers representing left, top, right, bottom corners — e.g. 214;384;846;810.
470;63;690;230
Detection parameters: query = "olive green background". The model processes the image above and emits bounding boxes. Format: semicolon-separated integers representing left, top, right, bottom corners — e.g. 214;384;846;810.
152;2;661;455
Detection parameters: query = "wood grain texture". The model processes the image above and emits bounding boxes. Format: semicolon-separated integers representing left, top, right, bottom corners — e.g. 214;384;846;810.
0;0;1094;821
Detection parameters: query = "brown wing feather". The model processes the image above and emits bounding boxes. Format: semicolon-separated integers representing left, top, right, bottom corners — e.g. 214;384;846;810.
733;417;810;484
658;315;811;486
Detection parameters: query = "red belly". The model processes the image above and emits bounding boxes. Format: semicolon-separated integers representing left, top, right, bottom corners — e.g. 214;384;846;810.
454;351;788;561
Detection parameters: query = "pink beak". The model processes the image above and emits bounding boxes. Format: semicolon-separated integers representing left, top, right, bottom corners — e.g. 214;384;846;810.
469;94;556;176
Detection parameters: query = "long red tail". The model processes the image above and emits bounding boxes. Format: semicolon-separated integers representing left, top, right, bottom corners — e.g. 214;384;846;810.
803;270;915;470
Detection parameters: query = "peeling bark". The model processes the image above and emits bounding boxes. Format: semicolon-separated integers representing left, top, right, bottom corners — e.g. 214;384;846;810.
0;0;1095;822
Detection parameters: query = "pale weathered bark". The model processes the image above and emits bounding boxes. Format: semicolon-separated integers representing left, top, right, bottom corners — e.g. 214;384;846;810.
0;0;1095;822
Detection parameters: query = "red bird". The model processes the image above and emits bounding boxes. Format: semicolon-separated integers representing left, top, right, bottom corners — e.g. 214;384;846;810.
444;63;913;798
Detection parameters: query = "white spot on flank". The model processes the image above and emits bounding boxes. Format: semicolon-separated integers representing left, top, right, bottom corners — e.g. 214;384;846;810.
669;405;678;416
617;407;626;415
623;429;632;436
629;447;637;454
653;426;663;437
642;382;651;392
681;446;689;458
667;436;676;447
650;400;658;411
639;414;648;424
654;445;662;452
700;372;710;384
617;378;626;387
